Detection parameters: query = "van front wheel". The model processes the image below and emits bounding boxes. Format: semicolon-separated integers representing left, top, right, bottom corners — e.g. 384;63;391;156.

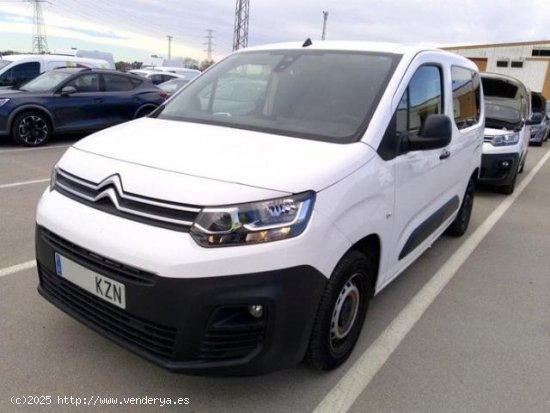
306;250;373;371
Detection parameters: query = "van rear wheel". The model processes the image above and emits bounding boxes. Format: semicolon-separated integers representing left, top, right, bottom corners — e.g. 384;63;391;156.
306;250;374;371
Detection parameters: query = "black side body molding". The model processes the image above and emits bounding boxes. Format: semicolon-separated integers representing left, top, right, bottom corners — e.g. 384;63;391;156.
399;196;460;260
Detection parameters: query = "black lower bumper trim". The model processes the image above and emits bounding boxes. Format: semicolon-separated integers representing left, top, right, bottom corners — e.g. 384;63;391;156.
36;226;327;376
478;152;520;186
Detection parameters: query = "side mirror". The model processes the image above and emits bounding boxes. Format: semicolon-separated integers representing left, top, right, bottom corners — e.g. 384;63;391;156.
403;114;452;152
526;112;543;125
60;86;77;96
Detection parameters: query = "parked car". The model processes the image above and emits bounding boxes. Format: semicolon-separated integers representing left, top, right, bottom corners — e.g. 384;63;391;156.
0;54;111;89
157;78;190;97
143;66;201;79
479;72;532;194
197;78;268;115
529;91;548;146
36;42;483;375
128;69;189;85
0;68;166;146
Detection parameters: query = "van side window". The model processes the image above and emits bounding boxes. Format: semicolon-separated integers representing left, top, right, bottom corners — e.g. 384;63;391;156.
378;65;443;160
0;62;40;87
397;65;443;136
451;66;480;129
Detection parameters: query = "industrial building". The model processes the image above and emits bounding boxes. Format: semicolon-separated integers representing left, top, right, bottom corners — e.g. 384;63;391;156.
444;40;550;98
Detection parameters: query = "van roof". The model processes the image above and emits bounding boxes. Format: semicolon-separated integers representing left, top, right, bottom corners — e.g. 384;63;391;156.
241;40;445;55
236;41;476;69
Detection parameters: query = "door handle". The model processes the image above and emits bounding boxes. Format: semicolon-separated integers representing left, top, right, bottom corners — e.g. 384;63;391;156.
95;98;104;104
439;150;451;160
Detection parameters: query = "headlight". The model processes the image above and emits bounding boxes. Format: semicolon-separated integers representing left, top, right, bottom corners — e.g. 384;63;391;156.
0;98;10;108
190;191;315;247
49;167;57;191
486;132;520;146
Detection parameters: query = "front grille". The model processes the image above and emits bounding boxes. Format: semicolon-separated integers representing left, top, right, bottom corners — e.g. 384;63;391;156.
39;264;177;360
40;227;156;286
483;136;493;142
54;168;201;232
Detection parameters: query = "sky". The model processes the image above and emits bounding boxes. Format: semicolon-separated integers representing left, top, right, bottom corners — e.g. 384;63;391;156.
0;0;549;63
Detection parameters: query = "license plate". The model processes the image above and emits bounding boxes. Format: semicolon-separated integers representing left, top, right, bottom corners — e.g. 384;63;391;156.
54;252;126;309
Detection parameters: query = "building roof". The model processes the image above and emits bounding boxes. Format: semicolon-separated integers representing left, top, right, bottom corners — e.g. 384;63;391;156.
444;40;550;50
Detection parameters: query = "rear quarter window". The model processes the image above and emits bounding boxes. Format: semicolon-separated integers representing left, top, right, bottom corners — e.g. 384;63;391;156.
103;74;135;91
130;78;143;87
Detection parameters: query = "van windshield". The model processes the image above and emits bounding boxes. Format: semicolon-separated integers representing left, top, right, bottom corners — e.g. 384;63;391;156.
156;50;401;143
19;71;72;92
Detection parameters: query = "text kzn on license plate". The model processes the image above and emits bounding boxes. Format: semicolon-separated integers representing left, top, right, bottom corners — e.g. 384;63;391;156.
54;252;126;309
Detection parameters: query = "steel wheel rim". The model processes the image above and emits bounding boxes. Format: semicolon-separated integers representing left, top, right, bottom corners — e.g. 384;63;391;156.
330;274;361;351
18;115;48;145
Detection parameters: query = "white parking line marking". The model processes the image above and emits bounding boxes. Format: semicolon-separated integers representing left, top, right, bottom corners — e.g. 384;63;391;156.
0;260;36;278
0;144;71;154
0;178;49;189
313;148;550;413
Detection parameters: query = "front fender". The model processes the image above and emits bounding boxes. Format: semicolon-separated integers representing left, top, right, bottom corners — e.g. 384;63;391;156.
7;104;56;132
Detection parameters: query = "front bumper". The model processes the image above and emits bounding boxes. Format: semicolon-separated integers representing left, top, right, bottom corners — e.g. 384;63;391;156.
36;225;327;376
478;152;520;187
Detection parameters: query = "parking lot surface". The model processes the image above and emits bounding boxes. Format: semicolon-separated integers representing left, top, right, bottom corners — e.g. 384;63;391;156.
1;138;549;412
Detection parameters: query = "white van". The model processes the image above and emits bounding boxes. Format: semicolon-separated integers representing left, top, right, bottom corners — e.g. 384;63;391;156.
36;42;484;375
52;49;115;70
479;73;533;194
0;54;111;88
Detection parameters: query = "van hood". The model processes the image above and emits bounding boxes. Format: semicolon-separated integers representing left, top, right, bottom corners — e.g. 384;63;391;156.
73;118;374;193
484;127;516;137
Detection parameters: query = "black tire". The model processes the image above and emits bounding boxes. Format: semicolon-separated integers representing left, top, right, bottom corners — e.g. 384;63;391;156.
499;169;518;195
306;250;374;371
518;158;525;174
446;177;475;237
11;111;51;147
135;106;156;118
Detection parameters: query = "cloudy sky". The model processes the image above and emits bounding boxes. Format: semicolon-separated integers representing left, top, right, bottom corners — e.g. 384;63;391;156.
0;0;548;63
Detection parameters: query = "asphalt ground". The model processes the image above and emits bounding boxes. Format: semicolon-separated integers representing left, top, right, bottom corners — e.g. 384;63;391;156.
1;136;549;413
